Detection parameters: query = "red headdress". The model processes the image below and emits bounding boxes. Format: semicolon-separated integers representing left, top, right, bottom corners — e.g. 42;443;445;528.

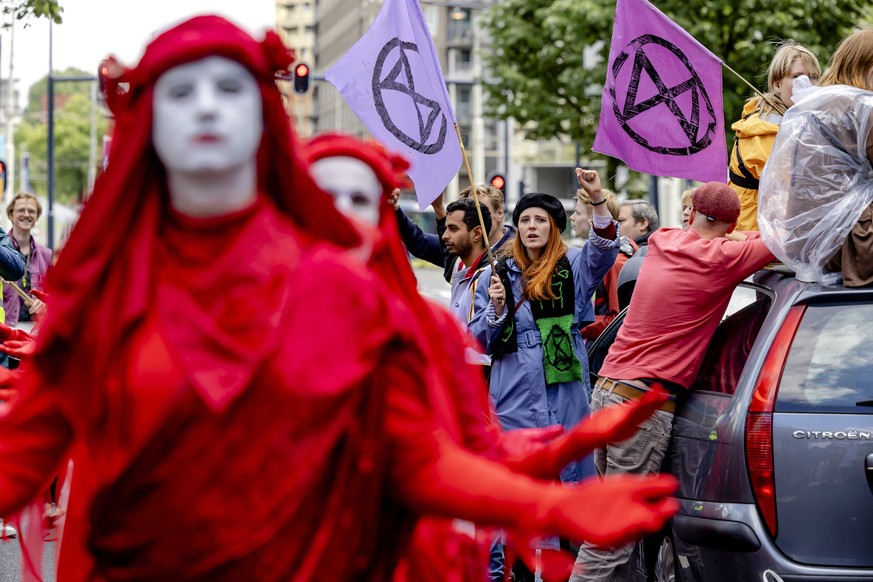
303;132;412;194
303;132;499;447
302;132;496;579
33;16;362;415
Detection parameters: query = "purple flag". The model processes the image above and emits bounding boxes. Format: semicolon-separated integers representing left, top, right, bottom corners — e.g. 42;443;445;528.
326;0;462;210
593;0;726;183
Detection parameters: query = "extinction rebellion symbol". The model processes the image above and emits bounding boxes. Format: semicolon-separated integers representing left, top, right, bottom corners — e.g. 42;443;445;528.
609;34;717;155
372;37;448;155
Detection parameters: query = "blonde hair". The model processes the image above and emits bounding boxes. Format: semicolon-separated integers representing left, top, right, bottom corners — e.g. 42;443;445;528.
681;188;695;210
460;184;504;215
756;42;821;116
576;188;620;220
6;192;43;221
511;213;568;301
820;29;873;90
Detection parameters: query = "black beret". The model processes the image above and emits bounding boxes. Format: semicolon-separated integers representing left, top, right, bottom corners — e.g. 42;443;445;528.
512;192;567;231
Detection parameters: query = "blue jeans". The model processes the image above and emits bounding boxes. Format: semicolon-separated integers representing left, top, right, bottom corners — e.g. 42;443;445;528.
570;383;675;582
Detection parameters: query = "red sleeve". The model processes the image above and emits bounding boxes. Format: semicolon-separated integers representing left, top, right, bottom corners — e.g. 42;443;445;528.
0;383;73;517
382;337;680;549
382;343;553;530
716;234;775;285
592;221;617;241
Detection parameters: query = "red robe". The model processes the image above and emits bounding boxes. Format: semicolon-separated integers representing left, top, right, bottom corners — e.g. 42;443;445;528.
0;198;444;580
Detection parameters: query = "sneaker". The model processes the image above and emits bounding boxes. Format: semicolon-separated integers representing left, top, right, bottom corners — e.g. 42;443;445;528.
0;519;17;539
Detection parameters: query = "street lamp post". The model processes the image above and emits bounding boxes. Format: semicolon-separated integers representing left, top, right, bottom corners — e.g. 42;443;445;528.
46;16;97;249
47;20;53;248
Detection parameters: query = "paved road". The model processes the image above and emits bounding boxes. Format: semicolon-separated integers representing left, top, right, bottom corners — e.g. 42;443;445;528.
0;520;57;582
413;262;451;306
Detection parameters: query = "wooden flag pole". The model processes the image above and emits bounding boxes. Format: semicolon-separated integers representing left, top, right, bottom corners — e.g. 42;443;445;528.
721;61;786;116
5;281;34;306
453;123;496;272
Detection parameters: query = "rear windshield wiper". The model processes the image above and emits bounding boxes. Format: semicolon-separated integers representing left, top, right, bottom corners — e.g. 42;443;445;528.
856;400;873;407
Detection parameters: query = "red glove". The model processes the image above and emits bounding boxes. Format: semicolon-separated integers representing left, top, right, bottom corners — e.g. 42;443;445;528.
394;436;676;549
503;473;678;581
537;474;678;549
0;322;32;343
506;388;669;480
0;323;36;359
30;289;49;303
498;426;564;461
0;339;36;359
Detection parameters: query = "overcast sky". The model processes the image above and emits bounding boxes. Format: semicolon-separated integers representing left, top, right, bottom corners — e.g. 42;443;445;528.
4;0;277;108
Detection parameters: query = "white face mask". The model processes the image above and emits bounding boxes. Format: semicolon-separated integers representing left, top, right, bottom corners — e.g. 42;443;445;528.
153;56;262;176
310;157;382;226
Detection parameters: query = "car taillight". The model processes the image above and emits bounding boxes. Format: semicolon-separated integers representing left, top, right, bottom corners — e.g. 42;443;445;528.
746;305;806;538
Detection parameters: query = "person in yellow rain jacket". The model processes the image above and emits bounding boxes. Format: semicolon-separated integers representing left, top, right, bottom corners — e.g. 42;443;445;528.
729;43;820;231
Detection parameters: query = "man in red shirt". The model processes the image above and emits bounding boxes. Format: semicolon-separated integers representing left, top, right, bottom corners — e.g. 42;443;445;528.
571;182;775;582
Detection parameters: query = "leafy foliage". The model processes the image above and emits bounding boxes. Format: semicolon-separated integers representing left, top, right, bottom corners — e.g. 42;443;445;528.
15;68;106;204
3;0;63;26
483;0;867;187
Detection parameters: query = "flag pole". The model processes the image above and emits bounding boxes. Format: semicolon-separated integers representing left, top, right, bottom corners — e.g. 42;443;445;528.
5;281;33;306
453;122;496;271
721;61;786;116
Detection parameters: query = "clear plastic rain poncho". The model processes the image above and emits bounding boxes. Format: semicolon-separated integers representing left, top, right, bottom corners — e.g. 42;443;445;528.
758;82;873;285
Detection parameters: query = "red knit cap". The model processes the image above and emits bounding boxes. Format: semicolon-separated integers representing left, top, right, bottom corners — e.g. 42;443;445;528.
692;182;741;223
303;133;411;195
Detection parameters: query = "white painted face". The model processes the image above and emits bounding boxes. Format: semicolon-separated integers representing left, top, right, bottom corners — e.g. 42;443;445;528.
310;157;382;226
153;56;263;175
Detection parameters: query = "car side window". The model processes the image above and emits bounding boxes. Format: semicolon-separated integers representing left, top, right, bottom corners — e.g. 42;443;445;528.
690;286;773;395
776;302;873;413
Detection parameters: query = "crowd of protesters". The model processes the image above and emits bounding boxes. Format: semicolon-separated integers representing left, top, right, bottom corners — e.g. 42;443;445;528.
384;29;873;582
0;14;868;582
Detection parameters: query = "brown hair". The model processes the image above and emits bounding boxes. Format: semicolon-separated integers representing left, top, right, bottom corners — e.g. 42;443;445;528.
6;192;43;221
511;212;568;301
819;29;873;90
576;188;620;220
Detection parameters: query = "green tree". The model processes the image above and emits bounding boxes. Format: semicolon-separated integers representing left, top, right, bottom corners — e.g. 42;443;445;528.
15;70;107;204
24;67;91;113
3;0;63;26
483;0;865;190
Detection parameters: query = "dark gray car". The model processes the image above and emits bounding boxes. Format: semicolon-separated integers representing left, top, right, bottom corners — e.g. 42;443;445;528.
587;268;873;581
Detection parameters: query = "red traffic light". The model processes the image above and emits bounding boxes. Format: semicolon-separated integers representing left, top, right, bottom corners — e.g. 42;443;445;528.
490;175;505;190
294;63;311;94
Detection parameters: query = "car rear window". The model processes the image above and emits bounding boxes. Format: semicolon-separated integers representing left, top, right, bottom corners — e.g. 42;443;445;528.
776;303;873;413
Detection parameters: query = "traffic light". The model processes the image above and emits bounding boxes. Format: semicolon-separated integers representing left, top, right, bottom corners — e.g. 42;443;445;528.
488;170;506;195
0;160;7;195
294;63;310;94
